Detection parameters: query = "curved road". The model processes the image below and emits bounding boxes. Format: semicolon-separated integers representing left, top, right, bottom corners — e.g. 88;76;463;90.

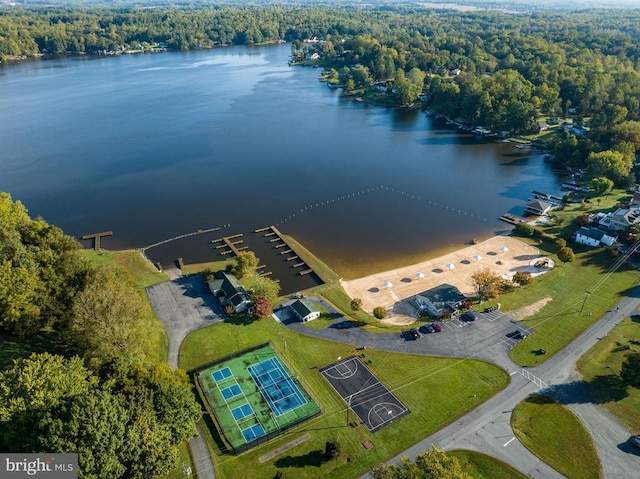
277;293;640;478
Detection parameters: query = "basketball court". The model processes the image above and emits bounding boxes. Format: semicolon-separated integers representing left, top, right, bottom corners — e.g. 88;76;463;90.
320;356;409;433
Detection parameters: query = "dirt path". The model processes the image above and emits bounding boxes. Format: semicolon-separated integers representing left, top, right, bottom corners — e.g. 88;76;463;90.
508;297;553;320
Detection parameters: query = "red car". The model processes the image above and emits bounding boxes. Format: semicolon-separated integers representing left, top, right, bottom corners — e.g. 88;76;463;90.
431;322;443;332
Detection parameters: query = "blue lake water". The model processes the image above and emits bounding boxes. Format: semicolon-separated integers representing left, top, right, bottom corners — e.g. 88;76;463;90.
0;43;562;292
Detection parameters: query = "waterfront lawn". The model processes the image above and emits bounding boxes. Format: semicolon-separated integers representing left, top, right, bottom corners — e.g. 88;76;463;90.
181;259;233;276
81;249;168;289
576;314;640;433
495;245;639;367
180;318;509;479
511;395;602;479
448;450;528;479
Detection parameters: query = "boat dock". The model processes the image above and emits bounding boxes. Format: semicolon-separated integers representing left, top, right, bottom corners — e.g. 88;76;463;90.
499;213;527;225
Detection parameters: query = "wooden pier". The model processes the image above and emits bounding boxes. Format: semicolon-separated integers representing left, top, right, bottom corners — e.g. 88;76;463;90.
81;231;113;250
275;243;287;249
499;213;526;225
293;262;306;268
299;269;313;276
286;256;299;261
279;249;292;255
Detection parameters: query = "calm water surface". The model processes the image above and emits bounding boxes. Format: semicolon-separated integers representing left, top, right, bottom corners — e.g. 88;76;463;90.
0;44;561;292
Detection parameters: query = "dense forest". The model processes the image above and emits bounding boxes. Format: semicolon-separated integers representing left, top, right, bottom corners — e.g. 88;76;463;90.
0;192;201;478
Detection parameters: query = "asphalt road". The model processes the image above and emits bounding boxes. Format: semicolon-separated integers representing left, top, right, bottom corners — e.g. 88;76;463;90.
147;270;223;479
277;292;640;478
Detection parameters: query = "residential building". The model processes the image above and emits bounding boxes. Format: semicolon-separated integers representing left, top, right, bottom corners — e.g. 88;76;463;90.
207;271;252;313
572;227;617;247
524;199;554;216
609;207;640;232
290;299;321;322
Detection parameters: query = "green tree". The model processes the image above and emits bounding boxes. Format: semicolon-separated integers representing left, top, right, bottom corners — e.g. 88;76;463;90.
514;222;534;237
613;121;640;151
554;238;567;251
513;271;533;286
471;269;502;301
0;353;97;450
586;150;633;185
373;447;472;479
234;251;259;279
557;246;575;265
373;307;387;319
325;440;341;461
621;353;640;388
590;176;614;196
37;389;128;479
70;268;151;369
351;298;363;311
247;274;281;302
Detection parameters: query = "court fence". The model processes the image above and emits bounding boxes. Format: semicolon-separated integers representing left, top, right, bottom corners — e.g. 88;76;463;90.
194;341;322;455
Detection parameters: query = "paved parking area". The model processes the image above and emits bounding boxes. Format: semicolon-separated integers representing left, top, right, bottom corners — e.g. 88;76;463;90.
147;274;225;368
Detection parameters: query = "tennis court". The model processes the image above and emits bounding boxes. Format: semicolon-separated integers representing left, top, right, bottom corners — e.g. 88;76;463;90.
248;357;308;417
321;356;410;433
197;344;321;452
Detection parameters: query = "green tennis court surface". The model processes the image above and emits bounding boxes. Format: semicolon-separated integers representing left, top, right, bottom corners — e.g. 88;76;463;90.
197;344;321;451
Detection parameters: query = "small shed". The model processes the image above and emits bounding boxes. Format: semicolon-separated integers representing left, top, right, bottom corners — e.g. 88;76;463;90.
290;299;321;322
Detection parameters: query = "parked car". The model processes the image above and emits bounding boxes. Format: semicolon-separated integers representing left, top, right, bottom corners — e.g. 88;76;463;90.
432;322;443;332
421;324;435;334
629;435;640;449
462;311;477;322
507;330;528;340
403;328;420;340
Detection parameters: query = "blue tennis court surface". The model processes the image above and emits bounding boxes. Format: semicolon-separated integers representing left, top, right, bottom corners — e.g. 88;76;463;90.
248;357;307;417
221;384;242;400
231;403;254;421
212;367;232;382
241;424;265;442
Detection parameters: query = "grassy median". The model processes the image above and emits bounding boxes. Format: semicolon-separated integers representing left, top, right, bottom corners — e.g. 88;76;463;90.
511;395;602;479
448;449;528;479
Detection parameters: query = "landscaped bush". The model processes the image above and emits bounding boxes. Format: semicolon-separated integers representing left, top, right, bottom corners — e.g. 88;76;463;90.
373;307;387;319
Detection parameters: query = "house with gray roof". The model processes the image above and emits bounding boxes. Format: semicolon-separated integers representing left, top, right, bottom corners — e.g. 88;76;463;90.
207;271;252;314
290;299;321;322
609;207;640;232
415;284;466;318
524;199;554;216
572;227;617;247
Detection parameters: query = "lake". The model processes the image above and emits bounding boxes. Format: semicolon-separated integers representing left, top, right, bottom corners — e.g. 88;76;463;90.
0;43;562;293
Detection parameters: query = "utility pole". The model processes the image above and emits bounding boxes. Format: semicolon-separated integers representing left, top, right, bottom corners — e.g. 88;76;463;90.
580;291;591;312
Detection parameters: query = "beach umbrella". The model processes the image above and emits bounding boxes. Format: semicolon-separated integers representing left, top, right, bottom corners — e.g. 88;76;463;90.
383;281;393;288
500;246;509;253
445;263;455;271
473;254;483;261
416;272;425;279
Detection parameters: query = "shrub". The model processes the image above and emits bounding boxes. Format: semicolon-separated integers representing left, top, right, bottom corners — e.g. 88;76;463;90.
373;307;387;319
350;298;363;311
513;271;533;286
515;222;534;237
554;238;567;251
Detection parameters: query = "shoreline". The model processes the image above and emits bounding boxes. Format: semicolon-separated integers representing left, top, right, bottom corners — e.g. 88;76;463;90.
341;235;553;325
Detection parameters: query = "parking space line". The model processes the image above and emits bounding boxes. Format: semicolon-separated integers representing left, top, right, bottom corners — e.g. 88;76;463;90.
503;437;516;447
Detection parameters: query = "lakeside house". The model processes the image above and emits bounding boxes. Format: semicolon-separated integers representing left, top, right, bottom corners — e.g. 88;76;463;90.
609;207;640;232
415;284;466;318
207;271;253;314
524;199;554;216
290;299;321;322
572;227;617;247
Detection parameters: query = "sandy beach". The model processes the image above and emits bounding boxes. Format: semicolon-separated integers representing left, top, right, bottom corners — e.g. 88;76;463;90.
341;236;553;325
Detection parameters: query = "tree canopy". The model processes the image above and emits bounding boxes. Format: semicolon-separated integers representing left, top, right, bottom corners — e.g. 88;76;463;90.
373;447;472;479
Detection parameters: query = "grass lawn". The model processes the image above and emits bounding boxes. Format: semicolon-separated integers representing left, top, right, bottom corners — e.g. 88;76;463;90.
448;449;528;479
511;395;602;479
180;318;509;479
81;249;167;288
576;313;640;432
181;259;234;276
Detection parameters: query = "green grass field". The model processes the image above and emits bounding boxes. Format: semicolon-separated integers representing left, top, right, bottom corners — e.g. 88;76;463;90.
81;249;168;288
197;344;321;451
180;317;509;479
448;449;528;479
511;395;602;479
576;313;640;433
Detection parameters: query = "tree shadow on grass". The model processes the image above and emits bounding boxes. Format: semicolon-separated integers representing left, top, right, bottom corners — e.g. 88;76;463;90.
275;450;325;468
224;314;257;326
543;377;628;405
